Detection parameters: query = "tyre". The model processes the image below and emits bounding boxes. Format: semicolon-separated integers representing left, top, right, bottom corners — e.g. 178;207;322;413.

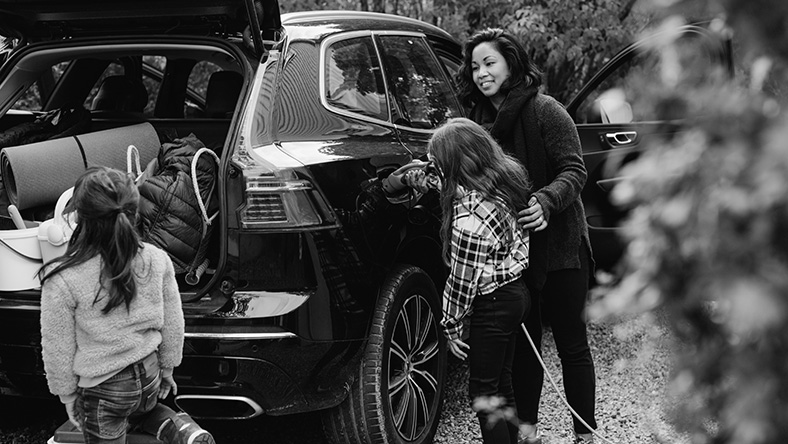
323;264;447;444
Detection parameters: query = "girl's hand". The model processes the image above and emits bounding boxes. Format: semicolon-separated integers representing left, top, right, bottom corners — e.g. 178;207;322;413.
65;400;81;430
518;196;547;232
402;168;431;194
159;374;178;399
448;338;470;360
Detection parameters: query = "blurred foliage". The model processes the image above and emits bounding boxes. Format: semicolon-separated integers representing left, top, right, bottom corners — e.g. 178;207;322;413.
590;1;788;443
507;0;650;103
13;1;649;110
282;0;651;104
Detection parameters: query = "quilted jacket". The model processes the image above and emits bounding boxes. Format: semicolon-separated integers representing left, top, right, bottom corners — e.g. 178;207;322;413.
137;133;217;275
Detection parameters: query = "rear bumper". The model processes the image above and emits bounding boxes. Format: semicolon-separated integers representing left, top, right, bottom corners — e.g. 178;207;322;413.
0;298;365;417
174;333;364;418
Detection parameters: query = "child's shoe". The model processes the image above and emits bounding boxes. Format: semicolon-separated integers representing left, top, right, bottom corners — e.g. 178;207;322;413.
574;432;594;443
156;412;216;444
518;423;542;444
187;429;216;444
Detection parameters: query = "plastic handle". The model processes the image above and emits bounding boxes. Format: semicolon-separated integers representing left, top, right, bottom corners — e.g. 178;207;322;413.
54;187;74;226
7;204;25;230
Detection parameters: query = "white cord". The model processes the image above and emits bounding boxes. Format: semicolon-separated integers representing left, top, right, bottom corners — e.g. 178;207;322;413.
190;147;221;225
520;322;618;444
126;144;142;182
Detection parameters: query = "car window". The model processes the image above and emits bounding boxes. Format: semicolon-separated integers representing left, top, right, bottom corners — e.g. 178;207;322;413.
439;55;460;83
141;56;165;114
12;84;43;111
376;35;462;129
185;60;222;117
188;61;222;100
51;62;70;84
574;30;729;124
11;62;69;112
83;62;125;111
84;56;165;116
325;37;387;121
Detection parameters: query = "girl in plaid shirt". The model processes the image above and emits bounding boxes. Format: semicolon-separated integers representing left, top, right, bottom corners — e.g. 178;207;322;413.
429;117;531;444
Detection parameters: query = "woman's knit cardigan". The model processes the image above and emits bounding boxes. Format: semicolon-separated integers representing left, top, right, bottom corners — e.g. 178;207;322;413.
470;83;593;291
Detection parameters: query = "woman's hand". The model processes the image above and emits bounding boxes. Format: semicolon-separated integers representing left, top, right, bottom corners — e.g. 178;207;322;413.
518;196;548;231
448;338;470;360
159;374;178;399
65;400;81;430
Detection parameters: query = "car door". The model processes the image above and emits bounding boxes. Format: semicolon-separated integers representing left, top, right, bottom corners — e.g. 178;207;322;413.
565;24;733;271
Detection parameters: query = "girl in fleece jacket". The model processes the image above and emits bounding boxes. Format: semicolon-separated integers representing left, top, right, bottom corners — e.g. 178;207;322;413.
39;166;214;444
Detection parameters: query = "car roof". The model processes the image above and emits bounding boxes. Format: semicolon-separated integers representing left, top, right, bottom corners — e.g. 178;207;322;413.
0;0;280;41
281;10;456;42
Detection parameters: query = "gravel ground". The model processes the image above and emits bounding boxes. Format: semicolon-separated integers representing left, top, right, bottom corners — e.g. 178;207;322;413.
0;311;685;444
435;310;689;444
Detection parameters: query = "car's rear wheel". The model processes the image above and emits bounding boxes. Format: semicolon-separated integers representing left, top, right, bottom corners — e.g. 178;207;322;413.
323;264;447;444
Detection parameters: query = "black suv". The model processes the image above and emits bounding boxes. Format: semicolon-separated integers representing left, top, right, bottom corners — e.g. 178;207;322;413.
0;2;462;443
0;1;732;442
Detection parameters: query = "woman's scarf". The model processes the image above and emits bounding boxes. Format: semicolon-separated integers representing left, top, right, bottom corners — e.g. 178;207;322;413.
469;82;550;291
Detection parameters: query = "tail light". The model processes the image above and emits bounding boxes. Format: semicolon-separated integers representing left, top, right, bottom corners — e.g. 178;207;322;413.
233;156;336;230
240;176;322;228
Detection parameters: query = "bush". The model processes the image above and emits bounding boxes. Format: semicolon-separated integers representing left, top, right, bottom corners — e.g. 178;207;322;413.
594;2;788;443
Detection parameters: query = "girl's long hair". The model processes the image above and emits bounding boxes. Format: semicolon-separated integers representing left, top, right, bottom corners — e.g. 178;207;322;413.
39;166;142;314
429;118;531;263
457;28;543;108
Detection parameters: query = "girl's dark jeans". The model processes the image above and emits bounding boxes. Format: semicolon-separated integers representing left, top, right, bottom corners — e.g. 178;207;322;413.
76;353;178;444
513;244;597;434
469;277;529;444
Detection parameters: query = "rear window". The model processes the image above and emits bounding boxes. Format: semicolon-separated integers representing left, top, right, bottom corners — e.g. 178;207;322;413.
324;36;387;121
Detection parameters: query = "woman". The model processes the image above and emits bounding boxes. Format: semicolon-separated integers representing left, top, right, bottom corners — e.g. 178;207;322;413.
457;28;597;444
431;117;531;444
39;166;214;444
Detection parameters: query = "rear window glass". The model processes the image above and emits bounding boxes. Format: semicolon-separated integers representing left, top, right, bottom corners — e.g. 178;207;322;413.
325;37;387;121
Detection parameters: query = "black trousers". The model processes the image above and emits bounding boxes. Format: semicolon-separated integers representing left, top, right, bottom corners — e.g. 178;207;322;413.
513;245;597;434
469;277;529;444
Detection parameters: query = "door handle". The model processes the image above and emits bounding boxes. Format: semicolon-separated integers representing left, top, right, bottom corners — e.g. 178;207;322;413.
605;131;637;146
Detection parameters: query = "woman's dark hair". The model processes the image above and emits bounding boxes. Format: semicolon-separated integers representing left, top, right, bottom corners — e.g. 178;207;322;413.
39;166;142;314
457;28;543;108
428;118;531;263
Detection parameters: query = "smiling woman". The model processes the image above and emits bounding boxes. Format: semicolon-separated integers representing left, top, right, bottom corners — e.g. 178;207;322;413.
470;42;512;109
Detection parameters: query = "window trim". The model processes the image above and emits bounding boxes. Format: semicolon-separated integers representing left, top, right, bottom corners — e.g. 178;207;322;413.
319;31;392;126
317;30;463;135
374;31;464;134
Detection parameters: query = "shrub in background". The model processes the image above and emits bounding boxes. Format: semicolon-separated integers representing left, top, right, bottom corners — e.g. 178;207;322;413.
594;1;788;443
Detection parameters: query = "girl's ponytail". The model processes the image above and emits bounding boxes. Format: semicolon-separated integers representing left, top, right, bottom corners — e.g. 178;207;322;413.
40;167;142;313
104;204;140;313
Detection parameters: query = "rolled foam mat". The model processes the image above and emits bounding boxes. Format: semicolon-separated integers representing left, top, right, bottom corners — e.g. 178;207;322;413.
1;123;160;210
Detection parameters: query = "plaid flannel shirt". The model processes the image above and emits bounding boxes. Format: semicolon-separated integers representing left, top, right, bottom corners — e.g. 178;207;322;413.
440;190;530;341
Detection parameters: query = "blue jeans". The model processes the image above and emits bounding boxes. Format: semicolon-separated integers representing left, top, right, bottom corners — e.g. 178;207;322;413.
76;353;177;444
469;277;529;444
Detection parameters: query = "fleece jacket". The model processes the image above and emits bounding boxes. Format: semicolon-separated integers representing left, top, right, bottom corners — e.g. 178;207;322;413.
40;243;184;403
